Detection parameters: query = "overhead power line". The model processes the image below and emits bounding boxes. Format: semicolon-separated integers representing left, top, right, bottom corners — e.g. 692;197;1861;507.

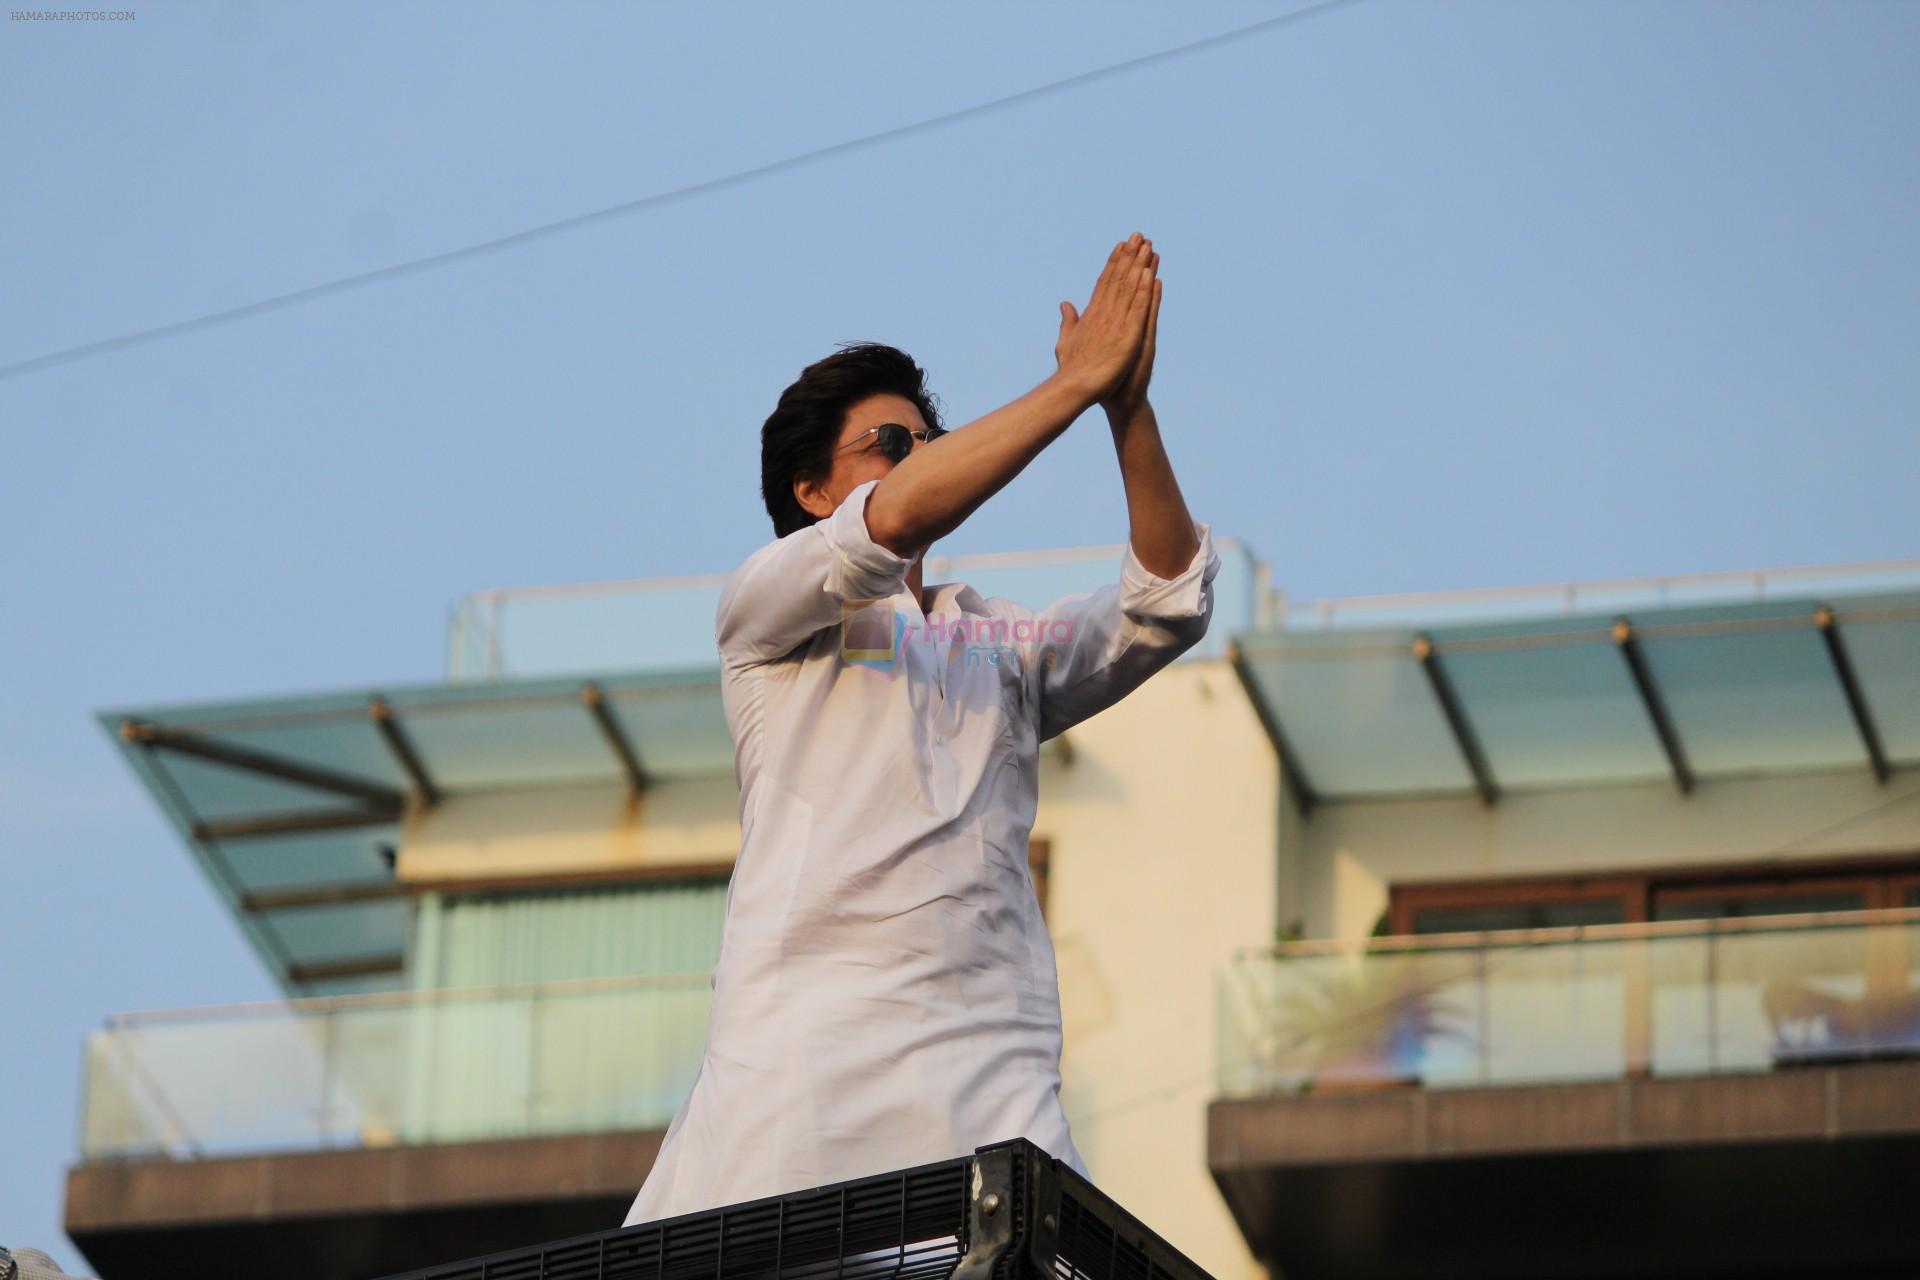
0;0;1365;383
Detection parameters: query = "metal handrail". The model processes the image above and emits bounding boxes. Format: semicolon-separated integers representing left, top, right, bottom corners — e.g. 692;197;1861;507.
1284;555;1920;628
1237;904;1920;962
455;537;1259;606
102;969;713;1028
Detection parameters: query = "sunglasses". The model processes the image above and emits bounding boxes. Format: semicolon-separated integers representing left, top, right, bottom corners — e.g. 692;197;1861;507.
835;422;947;463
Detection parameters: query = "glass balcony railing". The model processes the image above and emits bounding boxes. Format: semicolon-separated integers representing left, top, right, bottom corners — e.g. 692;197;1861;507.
1279;557;1920;630
78;972;712;1161
446;540;1264;679
1216;907;1920;1099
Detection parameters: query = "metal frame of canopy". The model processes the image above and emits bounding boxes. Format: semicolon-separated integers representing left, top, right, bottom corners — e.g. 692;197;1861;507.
99;667;730;995
1228;589;1920;815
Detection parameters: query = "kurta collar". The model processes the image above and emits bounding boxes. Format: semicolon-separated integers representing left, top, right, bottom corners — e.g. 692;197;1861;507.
917;580;985;617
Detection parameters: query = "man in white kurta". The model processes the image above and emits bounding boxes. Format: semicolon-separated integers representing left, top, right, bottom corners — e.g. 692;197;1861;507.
624;231;1202;1223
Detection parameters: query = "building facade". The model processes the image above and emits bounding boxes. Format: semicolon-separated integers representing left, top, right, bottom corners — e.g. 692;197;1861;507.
67;547;1920;1280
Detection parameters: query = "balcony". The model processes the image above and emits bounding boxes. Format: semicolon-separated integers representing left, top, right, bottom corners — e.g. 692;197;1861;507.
66;973;710;1279
1209;908;1920;1279
1217;905;1920;1094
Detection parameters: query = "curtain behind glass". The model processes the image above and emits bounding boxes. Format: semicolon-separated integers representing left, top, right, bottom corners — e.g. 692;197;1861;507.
400;878;727;1143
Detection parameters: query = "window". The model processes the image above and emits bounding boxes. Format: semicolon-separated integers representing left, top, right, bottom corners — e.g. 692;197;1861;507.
1652;888;1867;922
1412;898;1626;935
1391;855;1920;937
1391;876;1642;935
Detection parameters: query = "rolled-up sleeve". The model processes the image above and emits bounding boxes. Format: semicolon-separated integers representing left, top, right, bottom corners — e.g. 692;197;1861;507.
715;479;913;666
1000;522;1220;741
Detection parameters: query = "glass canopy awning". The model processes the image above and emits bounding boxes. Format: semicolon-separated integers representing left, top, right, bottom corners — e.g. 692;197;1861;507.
100;667;729;996
1228;587;1920;811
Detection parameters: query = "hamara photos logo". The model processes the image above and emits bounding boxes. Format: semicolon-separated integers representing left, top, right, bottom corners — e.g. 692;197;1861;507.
840;600;1073;669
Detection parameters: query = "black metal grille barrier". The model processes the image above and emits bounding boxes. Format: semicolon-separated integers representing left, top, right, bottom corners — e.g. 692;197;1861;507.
373;1138;1217;1280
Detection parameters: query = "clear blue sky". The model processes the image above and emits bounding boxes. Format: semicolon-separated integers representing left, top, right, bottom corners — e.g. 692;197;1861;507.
3;1;1916;1267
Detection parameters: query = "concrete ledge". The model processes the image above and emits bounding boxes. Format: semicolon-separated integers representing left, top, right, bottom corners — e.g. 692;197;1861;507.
1209;1058;1920;1168
66;1126;664;1232
1207;1061;1920;1280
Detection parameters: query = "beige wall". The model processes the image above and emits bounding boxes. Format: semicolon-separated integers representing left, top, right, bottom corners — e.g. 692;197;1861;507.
1039;659;1278;1280
395;774;742;881
1298;768;1920;942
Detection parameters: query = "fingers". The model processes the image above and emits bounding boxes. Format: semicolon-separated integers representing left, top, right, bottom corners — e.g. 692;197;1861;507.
1089;238;1129;310
1141;276;1161;362
1066;235;1158;399
1125;243;1157;321
1091;232;1147;314
1126;239;1156;310
1128;247;1159;305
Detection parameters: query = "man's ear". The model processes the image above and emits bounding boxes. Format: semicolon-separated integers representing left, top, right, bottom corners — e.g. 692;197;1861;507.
793;471;837;523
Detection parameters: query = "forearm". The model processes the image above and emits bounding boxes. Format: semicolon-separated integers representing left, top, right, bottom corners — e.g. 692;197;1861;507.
865;370;1096;556
1106;399;1199;578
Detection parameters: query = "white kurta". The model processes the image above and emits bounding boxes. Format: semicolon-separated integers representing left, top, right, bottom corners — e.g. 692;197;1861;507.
622;479;1220;1225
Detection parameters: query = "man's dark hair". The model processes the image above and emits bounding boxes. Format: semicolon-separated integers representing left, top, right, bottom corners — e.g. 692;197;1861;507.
761;342;944;538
